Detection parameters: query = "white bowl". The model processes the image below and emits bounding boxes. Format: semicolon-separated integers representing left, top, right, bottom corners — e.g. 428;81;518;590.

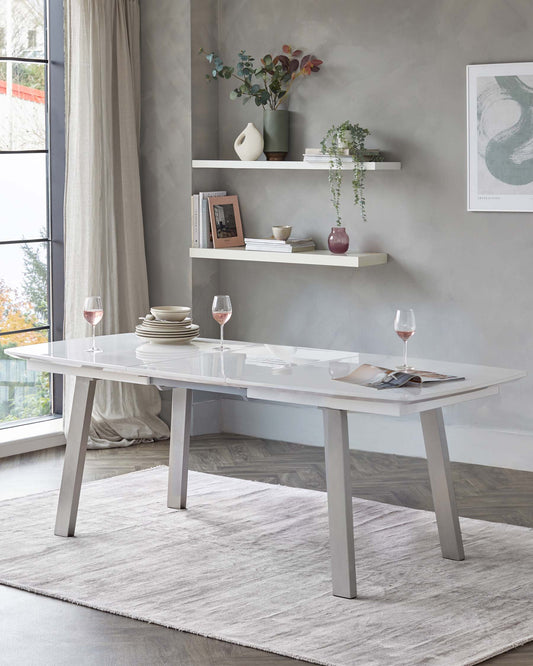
151;306;192;322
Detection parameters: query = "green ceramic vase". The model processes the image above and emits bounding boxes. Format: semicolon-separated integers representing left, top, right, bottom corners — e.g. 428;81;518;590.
263;109;289;161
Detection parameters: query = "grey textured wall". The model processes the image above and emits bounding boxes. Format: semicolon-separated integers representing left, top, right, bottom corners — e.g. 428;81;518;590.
141;1;533;463
140;0;192;309
212;0;533;434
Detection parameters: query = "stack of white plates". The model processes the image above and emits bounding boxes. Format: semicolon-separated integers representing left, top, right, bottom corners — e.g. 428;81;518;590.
135;316;200;345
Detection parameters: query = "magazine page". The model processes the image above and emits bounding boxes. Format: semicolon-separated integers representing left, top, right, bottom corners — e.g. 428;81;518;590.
334;364;464;390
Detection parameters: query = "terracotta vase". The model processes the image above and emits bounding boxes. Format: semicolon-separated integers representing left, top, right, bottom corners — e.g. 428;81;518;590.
328;226;349;254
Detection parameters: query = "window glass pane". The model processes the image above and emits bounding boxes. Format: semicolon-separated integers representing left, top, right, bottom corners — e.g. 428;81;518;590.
0;153;47;241
0;241;48;331
0;0;46;59
0;61;46;150
0;330;51;426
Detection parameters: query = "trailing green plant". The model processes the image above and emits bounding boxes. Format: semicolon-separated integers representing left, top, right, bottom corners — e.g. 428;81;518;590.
200;45;322;110
320;121;377;224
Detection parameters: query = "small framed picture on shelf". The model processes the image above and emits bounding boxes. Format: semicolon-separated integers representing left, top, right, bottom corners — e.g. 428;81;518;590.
208;195;244;248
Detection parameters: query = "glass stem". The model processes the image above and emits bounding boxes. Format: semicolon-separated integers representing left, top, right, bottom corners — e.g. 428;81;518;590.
403;339;408;369
92;325;96;351
220;323;224;349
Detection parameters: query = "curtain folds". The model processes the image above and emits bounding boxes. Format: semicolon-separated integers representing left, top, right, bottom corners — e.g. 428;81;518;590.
64;0;169;447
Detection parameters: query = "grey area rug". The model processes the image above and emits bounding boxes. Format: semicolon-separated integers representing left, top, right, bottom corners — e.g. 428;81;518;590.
0;468;531;666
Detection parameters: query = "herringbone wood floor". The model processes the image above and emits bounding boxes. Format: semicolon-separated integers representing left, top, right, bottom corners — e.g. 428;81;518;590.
0;434;531;665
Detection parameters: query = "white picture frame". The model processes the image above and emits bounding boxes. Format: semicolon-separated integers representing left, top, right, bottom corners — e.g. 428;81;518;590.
467;62;533;212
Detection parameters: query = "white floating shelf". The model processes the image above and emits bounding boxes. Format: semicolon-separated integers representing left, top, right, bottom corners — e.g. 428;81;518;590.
190;247;388;268
192;159;401;171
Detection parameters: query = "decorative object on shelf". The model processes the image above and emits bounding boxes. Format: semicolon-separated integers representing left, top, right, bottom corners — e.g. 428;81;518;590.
198;190;226;247
208;195;245;248
263;109;289;160
234;123;264;161
191;190;227;248
467;62;533;212
245;236;315;253
303;147;382;163
320;121;372;224
191;194;200;248
327;226;350;254
272;225;292;240
200;45;323;161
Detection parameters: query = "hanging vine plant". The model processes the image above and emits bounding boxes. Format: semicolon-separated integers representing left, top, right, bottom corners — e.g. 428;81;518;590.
320;121;373;224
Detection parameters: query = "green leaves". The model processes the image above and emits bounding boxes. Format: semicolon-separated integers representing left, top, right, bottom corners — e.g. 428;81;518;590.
320;122;371;224
200;44;323;110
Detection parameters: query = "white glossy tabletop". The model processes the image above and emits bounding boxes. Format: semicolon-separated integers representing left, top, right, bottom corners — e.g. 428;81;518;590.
7;333;525;406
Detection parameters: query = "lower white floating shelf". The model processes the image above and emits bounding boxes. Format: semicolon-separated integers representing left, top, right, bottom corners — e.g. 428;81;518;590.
189;247;388;268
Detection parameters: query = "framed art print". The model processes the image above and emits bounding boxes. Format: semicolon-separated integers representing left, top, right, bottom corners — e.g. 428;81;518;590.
467;62;533;212
208;195;244;247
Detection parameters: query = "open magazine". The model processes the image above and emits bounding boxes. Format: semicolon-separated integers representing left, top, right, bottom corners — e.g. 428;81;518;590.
334;364;465;390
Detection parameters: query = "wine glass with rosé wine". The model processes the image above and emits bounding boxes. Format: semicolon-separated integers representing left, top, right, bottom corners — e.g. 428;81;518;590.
83;296;104;352
394;308;416;371
212;295;232;351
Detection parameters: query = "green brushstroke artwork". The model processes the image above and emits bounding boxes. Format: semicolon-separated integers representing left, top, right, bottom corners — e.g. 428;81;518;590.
482;76;533;186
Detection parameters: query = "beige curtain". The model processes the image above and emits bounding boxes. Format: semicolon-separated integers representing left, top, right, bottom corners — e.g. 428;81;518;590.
64;0;169;447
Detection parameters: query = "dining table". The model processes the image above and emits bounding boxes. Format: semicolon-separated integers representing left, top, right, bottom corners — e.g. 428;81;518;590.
6;334;525;599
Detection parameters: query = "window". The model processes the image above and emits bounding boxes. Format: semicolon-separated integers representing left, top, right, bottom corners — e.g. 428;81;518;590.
0;0;64;428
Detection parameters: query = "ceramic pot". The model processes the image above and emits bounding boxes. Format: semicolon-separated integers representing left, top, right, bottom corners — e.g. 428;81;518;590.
233;122;264;161
328;226;349;254
337;130;351;152
263;109;289;160
272;225;292;240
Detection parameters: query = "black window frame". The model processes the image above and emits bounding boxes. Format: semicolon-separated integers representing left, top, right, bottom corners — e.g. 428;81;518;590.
0;0;65;421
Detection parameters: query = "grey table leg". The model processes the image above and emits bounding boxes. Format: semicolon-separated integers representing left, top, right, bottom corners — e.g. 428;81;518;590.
420;408;465;561
322;408;357;599
168;388;192;509
55;376;97;537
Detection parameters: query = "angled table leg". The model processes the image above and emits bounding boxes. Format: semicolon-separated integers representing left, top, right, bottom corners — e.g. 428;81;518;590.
55;376;97;537
322;408;357;599
168;388;192;509
420;408;465;561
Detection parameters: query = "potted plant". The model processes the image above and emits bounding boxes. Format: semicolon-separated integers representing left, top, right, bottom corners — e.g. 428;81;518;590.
320;121;374;253
201;45;323;160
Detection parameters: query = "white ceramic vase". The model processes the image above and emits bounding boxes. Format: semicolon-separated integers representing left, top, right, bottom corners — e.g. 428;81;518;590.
234;123;264;161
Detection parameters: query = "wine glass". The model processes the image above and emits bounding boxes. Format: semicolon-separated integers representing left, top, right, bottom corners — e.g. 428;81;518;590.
212;295;232;351
84;296;103;352
394;308;416;371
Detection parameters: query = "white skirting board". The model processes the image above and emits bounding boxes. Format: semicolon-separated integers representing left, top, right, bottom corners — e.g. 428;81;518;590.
217;399;533;473
0;418;66;459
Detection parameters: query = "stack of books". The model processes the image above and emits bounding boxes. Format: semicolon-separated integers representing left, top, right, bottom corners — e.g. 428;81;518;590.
302;148;382;163
245;237;316;253
191;190;226;248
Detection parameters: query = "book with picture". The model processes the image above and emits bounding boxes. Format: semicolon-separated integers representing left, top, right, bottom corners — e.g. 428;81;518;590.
334;364;464;390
